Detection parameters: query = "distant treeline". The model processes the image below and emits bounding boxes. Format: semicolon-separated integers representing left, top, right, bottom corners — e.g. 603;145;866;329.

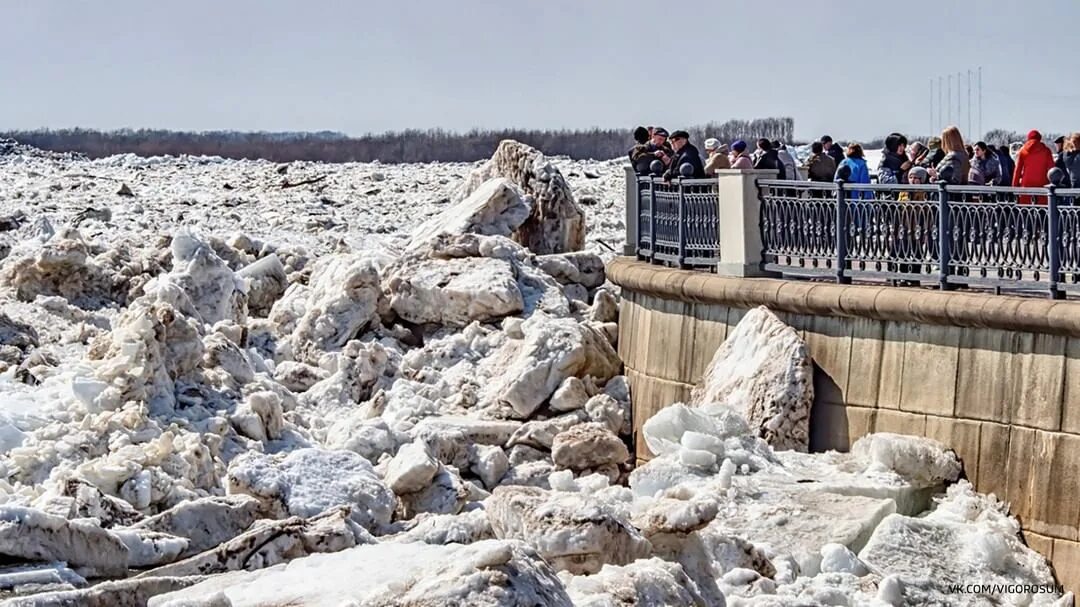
1;119;795;163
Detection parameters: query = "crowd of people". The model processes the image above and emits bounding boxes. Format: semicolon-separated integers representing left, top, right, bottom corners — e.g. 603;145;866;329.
629;124;1080;199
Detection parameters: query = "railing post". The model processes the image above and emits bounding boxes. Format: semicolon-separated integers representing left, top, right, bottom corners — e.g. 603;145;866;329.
649;178;657;264
623;166;639;257
835;179;851;284
938;182;952;291
677;179;687;268
1048;184;1063;299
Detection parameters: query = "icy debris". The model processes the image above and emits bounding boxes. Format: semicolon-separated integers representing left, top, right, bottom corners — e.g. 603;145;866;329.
164;231;247;326
819;543;869;575
858;481;1060;605
460;139;586;255
148;539;574;607
550;376;591;412
589;287;620;323
537;251;607;289
1;576;204;607
691;306;813;452
551;422;629;472
481;313;621;418
0;562;87;592
562;558;708;607
112;528;189;568
384;255;524;327
275;252;381;363
406;177;531;252
851;432;962;487
142;506;373;578
131;495;263;556
387;507;494;546
396;465;477;519
271;360;328;392
384;441;440;495
0;505;129;577
226;448;395;530
234;253;287;317
486;485;651;574
228;390;284;443
470;443;511;490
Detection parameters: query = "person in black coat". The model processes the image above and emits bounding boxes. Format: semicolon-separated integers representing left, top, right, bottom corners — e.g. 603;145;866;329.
752;138;787;179
663;130;705;180
822;135;845;166
877;133;912;184
997;145;1016;186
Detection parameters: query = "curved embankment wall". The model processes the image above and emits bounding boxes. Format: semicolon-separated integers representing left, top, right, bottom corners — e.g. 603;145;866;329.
609;256;1080;591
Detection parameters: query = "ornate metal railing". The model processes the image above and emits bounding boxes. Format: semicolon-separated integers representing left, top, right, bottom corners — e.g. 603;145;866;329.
759;179;1080;298
633;175;719;269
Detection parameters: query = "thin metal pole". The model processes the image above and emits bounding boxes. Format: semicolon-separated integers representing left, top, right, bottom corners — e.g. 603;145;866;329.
947;75;952;125
835;180;851;284
978;67;983;140
939;76;943;133
957;72;963;130
938;182;952;290
1049;185;1063;299
967;70;973;138
930;79;934;135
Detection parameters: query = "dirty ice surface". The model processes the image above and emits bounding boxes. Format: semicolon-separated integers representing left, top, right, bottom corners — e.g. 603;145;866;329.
0;139;1070;606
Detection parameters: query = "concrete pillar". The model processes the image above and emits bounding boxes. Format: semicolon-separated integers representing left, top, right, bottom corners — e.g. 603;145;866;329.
623;165;638;256
715;169;778;277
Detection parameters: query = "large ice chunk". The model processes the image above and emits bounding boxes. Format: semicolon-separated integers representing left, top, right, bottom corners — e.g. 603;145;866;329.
486;486;651;574
148;540;573;607
226;448;395;531
406;177;532;252
691;306;813;452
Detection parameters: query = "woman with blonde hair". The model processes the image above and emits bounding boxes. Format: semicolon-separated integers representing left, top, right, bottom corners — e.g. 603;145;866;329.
1059;132;1080;189
930;126;970;185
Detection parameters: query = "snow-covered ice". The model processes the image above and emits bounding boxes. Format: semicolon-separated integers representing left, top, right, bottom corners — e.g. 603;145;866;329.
0;139;1070;605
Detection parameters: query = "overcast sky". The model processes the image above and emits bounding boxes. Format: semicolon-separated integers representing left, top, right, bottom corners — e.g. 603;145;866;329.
5;1;1080;141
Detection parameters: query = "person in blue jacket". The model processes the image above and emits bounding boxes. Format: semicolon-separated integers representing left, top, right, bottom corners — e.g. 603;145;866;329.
836;143;872;198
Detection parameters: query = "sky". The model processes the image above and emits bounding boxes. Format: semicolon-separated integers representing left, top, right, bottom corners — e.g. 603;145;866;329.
5;1;1080;142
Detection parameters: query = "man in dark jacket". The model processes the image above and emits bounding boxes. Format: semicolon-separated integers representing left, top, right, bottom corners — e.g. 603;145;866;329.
663;130;705;180
822;135;845;166
805;141;836;182
752;138;786;179
997;145;1016;186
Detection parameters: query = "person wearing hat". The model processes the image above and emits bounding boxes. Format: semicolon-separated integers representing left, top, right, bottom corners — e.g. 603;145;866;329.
662;130;705;180
703;138;731;176
730;140;753;169
917;136;946;169
1055;135;1069;174
630;126;674;176
1012;130;1057;203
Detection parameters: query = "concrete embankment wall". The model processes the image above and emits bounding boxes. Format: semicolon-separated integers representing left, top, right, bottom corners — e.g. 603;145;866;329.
609;256;1080;591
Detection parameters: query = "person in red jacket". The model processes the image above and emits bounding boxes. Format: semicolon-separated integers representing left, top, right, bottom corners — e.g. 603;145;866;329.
1013;130;1056;204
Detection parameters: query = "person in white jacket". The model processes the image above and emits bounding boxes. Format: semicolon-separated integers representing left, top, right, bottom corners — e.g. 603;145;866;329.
774;140;802;181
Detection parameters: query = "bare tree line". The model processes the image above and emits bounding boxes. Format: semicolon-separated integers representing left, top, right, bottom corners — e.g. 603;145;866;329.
1;119;795;163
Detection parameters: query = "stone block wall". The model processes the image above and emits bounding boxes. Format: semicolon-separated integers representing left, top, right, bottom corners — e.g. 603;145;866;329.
609;257;1080;592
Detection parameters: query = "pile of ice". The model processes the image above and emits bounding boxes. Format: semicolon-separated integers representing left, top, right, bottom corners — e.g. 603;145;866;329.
0;140;1070;606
